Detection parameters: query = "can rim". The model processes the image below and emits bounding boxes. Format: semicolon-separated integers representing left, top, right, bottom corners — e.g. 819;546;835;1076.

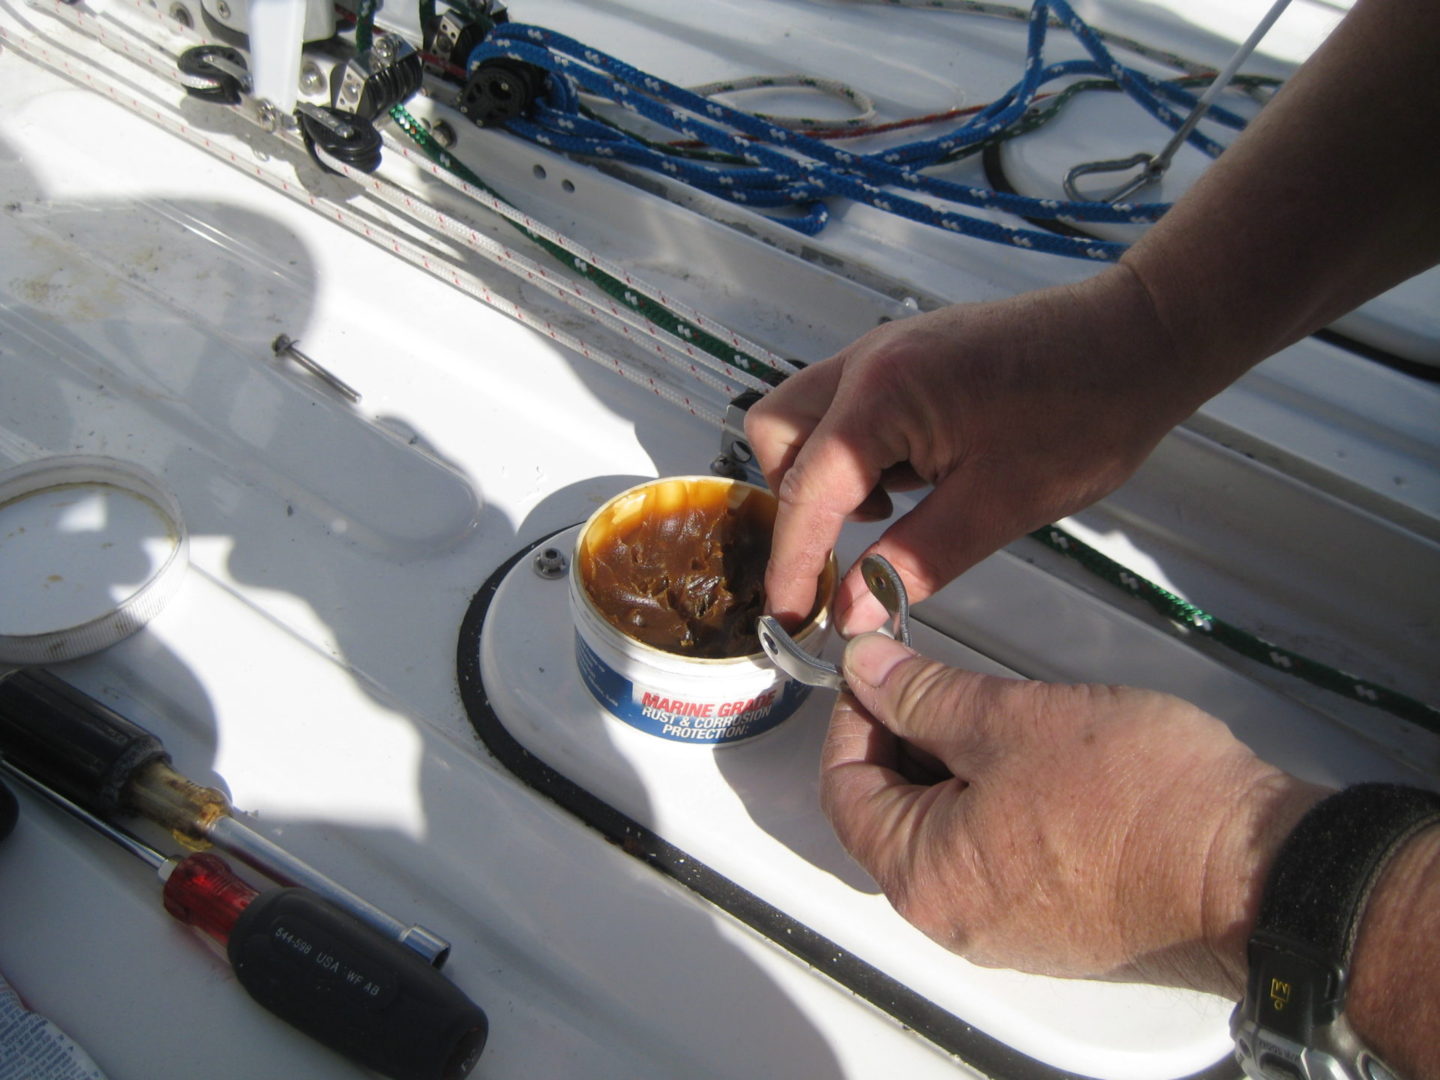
572;475;835;666
0;455;189;666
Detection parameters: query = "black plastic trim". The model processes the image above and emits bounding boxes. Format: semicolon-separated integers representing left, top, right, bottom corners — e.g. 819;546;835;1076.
456;529;1240;1080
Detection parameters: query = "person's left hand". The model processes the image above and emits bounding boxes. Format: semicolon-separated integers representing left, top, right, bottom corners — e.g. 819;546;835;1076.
823;632;1329;992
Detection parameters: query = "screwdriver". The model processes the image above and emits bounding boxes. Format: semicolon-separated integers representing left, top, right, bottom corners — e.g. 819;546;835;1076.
0;758;488;1080
0;668;450;967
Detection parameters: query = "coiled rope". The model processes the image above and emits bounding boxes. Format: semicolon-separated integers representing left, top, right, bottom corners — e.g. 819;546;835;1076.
6;0;1432;735
464;0;1260;259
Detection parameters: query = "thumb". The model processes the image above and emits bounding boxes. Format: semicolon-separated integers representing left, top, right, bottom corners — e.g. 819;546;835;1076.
842;633;957;747
842;633;1023;768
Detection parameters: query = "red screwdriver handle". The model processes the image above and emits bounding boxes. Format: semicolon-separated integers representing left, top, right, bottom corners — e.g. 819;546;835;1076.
162;851;261;944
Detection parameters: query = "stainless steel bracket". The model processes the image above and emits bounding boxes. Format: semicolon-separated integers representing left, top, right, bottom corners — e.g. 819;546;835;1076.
758;554;910;692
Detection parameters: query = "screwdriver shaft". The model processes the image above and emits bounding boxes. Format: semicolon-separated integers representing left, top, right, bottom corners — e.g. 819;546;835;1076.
0;756;166;871
208;814;451;967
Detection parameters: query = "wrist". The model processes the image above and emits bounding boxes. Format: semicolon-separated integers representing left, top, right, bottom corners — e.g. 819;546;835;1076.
1198;772;1332;998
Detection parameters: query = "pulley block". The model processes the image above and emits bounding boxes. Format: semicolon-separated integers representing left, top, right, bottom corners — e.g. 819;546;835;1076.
296;104;384;174
176;44;250;106
457;58;545;126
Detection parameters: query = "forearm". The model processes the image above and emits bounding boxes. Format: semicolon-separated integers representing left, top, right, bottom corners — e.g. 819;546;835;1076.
1118;0;1440;402
1202;788;1440;1079
1332;827;1440;1079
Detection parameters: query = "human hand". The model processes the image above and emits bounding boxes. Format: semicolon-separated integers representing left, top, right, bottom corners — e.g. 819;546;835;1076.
745;267;1210;632
822;632;1328;993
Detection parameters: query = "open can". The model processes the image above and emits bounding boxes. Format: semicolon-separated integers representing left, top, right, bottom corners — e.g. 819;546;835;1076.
569;476;835;745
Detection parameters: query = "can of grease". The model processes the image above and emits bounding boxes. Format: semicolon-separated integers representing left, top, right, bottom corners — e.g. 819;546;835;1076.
569;476;835;745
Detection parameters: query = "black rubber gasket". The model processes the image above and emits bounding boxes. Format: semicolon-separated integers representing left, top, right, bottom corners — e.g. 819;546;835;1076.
456;529;1241;1080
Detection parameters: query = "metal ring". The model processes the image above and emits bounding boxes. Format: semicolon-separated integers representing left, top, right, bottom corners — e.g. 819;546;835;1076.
0;456;189;668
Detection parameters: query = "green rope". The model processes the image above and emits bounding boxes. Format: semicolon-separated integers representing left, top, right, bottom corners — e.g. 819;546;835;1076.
388;105;791;386
1030;525;1440;735
389;94;1424;735
354;0;376;52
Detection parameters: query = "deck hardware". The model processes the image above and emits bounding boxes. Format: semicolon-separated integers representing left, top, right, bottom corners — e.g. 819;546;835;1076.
532;546;568;579
299;60;325;96
458;58;547;126
271;333;362;402
758;554;910;691
1063;0;1291;202
331;37;422;121
176;44;250;105
295;102;384;174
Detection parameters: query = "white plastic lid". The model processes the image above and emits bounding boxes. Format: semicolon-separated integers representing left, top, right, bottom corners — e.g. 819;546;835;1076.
0;456;189;666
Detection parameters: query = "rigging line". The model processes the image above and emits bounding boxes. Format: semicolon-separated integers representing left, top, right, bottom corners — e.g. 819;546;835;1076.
16;0;1426;729
387;106;799;387
81;0;796;387
1029;526;1440;735
861;0;1217;77
476;26;1174;224
473;42;1126;260
28;0;745;403
0;6;729;423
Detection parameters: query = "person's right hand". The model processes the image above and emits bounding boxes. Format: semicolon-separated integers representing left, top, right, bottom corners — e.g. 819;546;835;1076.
745;267;1214;633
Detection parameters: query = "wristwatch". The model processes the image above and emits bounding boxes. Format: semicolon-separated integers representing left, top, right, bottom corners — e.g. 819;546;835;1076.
1231;782;1440;1080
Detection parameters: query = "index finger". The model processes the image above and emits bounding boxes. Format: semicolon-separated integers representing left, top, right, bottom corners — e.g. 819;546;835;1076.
764;430;886;624
820;692;925;890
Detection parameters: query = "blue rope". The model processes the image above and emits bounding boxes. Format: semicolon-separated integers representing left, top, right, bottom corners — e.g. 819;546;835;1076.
466;0;1256;260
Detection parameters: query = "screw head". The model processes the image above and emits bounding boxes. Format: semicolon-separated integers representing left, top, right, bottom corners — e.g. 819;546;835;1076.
300;61;324;95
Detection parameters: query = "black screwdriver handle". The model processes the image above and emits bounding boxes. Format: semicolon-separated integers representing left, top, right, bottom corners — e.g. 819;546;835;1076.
0;669;167;815
229;888;488;1080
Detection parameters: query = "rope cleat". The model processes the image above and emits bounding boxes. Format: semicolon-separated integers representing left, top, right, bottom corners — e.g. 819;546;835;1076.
457;57;546;126
330;35;423;120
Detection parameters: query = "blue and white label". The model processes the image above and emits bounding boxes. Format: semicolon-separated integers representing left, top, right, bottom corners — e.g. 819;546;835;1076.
575;634;810;744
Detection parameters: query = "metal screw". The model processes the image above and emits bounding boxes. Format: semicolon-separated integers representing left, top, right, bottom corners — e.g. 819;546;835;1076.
168;1;193;27
271;334;362;403
215;0;230;18
532;547;568;579
300;61;325;95
429;119;457;149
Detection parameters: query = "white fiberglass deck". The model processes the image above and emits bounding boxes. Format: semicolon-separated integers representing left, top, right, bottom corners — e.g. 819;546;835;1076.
0;1;1435;1078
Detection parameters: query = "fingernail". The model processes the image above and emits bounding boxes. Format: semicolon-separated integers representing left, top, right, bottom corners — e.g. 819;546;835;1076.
844;632;914;689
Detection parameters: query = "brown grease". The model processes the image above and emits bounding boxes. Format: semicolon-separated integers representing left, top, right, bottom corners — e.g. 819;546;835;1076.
579;479;776;658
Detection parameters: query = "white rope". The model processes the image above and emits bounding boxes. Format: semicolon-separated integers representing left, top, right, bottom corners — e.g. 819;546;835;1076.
0;0;730;423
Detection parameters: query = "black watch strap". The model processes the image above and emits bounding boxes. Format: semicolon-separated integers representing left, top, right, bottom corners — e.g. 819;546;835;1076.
1246;782;1440;1039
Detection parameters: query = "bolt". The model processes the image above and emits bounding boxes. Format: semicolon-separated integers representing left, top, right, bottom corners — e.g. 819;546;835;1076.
430;119;457;149
300;61;325;95
532;547;568;579
272;333;362;403
215;0;230;18
168;1;193;27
